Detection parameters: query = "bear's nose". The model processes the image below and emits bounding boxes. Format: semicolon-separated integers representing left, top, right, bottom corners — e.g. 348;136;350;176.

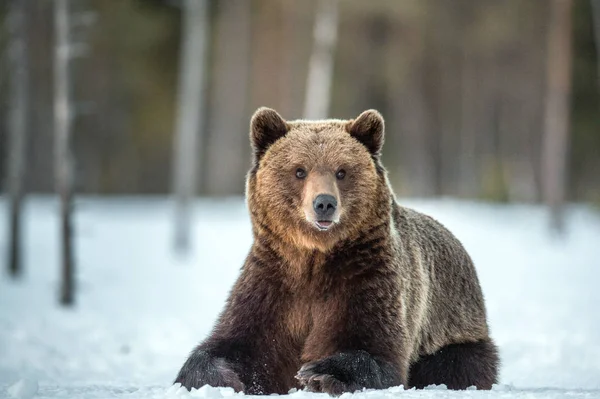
313;194;337;218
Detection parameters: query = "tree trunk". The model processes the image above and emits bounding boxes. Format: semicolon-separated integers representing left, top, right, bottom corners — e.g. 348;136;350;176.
172;0;209;252
542;0;573;232
6;0;30;279
279;0;298;117
303;0;339;120
394;61;437;197
54;0;75;305
204;0;251;196
592;0;600;91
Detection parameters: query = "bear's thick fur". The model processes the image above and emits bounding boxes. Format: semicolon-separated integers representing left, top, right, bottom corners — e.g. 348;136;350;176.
175;108;499;395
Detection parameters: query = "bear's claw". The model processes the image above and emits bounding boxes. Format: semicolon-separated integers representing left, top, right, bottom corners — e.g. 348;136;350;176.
296;369;348;395
296;360;354;396
296;351;386;395
174;350;245;392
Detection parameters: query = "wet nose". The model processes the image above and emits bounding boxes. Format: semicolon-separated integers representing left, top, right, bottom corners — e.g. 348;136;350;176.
313;194;337;218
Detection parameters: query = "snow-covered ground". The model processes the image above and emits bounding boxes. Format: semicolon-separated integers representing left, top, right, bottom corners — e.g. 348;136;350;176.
0;197;599;399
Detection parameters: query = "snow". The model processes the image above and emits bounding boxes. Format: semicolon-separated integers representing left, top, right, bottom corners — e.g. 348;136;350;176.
7;379;38;399
0;196;599;399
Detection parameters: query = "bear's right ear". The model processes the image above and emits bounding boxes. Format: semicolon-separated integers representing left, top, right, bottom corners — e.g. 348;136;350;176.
250;107;289;163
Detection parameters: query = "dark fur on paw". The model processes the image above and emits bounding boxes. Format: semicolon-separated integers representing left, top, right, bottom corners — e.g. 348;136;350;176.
296;368;348;396
174;350;245;392
296;351;383;395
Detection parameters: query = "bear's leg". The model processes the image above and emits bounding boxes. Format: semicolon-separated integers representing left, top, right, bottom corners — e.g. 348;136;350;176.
297;278;408;395
408;339;499;390
174;268;298;395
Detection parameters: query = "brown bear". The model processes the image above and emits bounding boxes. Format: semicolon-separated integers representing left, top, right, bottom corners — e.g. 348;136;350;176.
174;107;499;395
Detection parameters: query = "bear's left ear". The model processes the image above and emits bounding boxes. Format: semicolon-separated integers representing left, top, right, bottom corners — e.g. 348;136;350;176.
250;107;289;162
345;109;385;156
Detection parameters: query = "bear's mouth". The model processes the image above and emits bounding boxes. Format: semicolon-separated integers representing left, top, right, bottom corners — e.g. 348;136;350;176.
315;220;333;231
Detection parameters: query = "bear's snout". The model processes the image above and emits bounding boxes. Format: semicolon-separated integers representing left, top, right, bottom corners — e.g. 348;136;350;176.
311;194;338;231
313;194;337;218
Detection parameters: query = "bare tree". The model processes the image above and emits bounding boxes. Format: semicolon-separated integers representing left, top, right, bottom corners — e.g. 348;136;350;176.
592;0;600;91
5;0;29;278
204;0;251;196
303;0;339;120
54;0;75;305
542;0;573;232
172;0;209;253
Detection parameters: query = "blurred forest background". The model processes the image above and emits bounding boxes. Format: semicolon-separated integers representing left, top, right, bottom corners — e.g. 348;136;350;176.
0;0;599;202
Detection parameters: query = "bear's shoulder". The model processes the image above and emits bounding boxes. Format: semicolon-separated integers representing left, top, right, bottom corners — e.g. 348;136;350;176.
393;204;466;255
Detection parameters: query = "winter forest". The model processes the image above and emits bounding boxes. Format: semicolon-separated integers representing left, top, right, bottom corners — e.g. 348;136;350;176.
1;0;600;398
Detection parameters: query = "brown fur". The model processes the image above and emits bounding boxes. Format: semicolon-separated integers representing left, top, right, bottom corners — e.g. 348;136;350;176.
174;108;499;395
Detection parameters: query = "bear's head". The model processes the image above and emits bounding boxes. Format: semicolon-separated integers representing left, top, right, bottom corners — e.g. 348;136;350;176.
246;107;392;252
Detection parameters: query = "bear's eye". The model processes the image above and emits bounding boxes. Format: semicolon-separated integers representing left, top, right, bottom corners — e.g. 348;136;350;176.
336;169;346;180
295;168;307;179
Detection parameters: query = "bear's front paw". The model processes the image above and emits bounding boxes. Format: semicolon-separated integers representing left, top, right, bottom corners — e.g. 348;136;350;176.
174;350;245;392
296;363;349;395
296;351;382;396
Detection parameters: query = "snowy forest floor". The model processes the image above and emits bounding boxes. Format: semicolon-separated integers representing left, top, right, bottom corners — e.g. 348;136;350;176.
0;197;599;399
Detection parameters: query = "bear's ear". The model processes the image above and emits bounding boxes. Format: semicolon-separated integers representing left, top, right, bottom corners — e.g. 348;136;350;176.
345;109;385;156
250;107;289;162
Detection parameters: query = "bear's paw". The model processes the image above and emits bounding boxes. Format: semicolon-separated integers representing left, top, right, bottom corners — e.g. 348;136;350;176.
174;350;245;393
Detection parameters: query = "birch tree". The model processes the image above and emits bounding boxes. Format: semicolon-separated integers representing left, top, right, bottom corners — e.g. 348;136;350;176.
172;0;209;253
542;0;573;233
5;0;29;278
303;0;339;120
54;0;75;305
